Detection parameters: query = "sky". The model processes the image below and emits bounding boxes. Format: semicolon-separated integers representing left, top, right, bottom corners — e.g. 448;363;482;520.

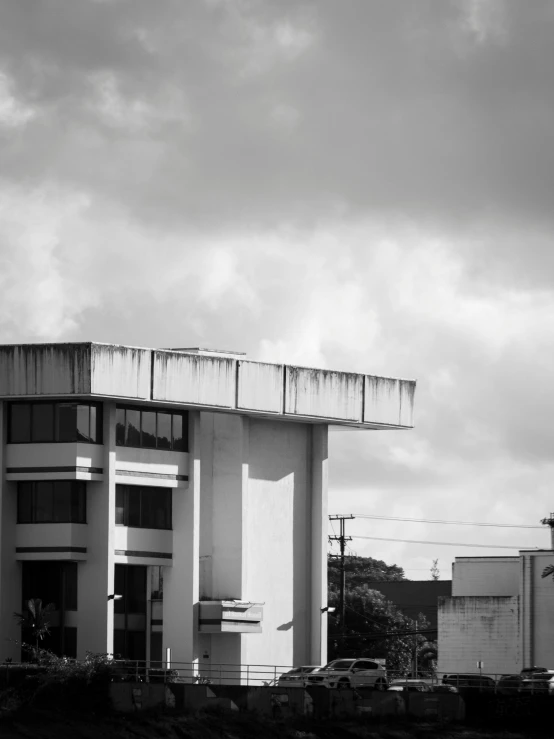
0;0;553;580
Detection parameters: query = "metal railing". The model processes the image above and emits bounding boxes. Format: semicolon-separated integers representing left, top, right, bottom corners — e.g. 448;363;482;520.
2;660;553;694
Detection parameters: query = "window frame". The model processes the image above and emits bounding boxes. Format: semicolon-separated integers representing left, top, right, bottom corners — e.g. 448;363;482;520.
115;405;188;452
115;484;172;530
17;481;87;524
8;401;103;445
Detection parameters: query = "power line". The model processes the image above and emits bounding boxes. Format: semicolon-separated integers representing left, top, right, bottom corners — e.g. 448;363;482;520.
352;534;538;549
341;513;544;530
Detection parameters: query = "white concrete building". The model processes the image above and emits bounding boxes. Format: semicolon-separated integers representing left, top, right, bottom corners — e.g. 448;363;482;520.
438;550;554;676
0;342;415;671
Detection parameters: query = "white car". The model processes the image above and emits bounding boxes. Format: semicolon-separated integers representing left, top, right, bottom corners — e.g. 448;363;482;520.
388;679;432;693
277;666;323;688
305;658;388;690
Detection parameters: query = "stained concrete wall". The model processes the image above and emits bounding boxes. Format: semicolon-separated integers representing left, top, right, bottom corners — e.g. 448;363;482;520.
452;557;520;597
438;595;519;676
0;343;415;430
197;413;327;674
521;551;554;669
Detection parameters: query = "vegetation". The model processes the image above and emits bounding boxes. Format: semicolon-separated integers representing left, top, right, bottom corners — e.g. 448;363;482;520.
13;599;55;655
327;554;437;673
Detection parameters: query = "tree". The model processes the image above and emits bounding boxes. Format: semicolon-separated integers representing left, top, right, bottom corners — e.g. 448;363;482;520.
14;598;56;657
430;559;440;580
328;554;406;592
326;584;432;673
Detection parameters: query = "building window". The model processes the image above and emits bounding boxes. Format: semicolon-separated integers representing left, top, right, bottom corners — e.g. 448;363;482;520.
115;485;171;530
17;481;86;524
20;562;78;659
8;401;102;444
113;564;147;661
22;561;78;611
115;406;187;452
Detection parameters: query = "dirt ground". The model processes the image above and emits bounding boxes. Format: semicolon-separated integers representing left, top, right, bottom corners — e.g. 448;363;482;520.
0;711;551;739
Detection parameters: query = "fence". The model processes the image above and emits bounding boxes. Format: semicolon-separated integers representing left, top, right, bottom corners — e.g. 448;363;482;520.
1;659;552;695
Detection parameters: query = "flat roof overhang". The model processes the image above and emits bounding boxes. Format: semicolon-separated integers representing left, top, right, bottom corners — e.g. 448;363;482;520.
0;343;416;429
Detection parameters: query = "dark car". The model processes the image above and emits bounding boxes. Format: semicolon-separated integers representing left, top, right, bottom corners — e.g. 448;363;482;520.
442;674;496;691
497;674;523;694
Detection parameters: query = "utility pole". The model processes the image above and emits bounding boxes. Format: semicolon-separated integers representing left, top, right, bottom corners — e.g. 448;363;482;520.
329;515;354;632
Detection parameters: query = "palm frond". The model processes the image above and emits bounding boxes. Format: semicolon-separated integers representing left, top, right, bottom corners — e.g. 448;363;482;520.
541;565;554;580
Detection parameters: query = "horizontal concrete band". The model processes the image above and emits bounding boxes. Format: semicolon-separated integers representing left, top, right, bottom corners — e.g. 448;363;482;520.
7;466;103;474
115;470;188;482
114;549;173;559
16;546;87;553
199;619;262;626
0;343;416;429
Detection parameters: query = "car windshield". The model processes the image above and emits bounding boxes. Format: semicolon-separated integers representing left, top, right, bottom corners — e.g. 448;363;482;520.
324;659;355;671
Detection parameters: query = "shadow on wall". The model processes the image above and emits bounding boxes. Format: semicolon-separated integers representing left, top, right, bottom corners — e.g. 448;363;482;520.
247;420;310;482
277;621;293;631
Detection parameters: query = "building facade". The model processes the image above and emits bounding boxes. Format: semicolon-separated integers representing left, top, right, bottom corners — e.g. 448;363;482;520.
438;551;554;676
0;342;415;672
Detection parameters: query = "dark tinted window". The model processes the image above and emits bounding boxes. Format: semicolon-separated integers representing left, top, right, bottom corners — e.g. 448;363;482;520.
116;406;188;452
33;404;54;442
115;486;125;525
115;407;126;446
156;413;172;450
10;404;31;442
115;485;172;530
57;403;76;442
76;405;91;442
172;414;186;451
8;402;102;444
17;481;86;524
126;409;141;446
17;482;33;523
114;565;147;615
356;661;379;670
141;411;157;448
127;488;141;528
22;561;78;612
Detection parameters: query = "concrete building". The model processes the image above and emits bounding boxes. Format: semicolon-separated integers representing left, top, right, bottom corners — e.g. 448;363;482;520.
0;342;415;673
438;551;554;676
366;580;452;633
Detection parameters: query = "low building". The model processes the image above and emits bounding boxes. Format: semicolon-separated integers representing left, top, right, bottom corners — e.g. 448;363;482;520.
438;551;554;676
366;580;452;633
0;342;415;673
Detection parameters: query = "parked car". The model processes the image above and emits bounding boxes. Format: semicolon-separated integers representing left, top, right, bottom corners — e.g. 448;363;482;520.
520;666;549;676
306;658;388;690
277;666;322;688
519;672;554;694
388;679;432;693
497;674;523;694
431;684;458;694
442;674;496;691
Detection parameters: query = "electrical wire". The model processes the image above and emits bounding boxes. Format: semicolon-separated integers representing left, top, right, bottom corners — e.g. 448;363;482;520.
351;534;537;549
339;513;544;529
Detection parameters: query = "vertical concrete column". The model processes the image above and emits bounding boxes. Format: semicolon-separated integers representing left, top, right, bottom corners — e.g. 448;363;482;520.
309;424;329;665
520;553;533;669
163;410;201;666
77;402;116;657
0;401;21;661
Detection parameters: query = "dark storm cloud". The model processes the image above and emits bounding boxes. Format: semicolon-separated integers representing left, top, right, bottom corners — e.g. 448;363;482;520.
2;0;554;245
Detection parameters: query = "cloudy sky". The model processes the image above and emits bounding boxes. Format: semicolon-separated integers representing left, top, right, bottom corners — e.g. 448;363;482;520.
1;0;553;579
